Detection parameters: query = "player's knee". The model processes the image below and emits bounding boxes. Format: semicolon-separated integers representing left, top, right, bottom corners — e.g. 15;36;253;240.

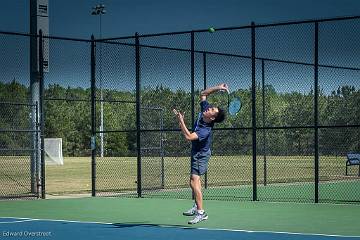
190;177;195;187
190;175;199;187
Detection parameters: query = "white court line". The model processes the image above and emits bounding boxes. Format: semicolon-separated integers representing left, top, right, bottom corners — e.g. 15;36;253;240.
0;217;37;224
0;217;359;238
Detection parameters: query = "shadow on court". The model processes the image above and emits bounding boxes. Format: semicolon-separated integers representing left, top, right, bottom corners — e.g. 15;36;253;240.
111;222;191;228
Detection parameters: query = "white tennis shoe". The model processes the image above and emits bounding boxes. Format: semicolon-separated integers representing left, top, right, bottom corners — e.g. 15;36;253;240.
188;212;208;224
183;205;197;216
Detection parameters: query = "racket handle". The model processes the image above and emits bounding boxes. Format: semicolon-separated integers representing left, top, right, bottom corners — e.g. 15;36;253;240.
219;89;230;94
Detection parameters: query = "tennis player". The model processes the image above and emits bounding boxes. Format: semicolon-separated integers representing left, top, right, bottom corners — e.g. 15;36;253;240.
173;83;228;224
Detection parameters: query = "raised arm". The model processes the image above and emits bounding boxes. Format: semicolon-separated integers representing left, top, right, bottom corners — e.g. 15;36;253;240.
173;109;198;141
200;83;229;101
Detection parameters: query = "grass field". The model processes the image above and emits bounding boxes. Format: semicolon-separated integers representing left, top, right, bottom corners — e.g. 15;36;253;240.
1;154;359;202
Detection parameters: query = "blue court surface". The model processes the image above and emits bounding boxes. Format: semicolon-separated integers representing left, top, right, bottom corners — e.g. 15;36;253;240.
0;217;359;240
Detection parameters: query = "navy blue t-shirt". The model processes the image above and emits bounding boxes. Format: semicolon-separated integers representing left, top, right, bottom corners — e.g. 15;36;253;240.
192;100;213;153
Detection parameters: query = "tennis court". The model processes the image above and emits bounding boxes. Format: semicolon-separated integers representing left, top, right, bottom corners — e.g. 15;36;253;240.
0;197;359;240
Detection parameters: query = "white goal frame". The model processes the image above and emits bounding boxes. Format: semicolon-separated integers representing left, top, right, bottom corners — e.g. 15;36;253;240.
44;138;63;165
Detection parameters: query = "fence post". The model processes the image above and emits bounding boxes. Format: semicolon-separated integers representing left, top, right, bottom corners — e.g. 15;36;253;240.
251;22;257;201
314;22;319;203
38;30;46;199
261;59;267;186
91;35;97;197
190;31;196;198
30;13;40;195
135;32;142;198
191;31;195;129
203;52;208;189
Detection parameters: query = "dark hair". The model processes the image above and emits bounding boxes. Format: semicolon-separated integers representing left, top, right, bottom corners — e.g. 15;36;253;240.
214;107;226;123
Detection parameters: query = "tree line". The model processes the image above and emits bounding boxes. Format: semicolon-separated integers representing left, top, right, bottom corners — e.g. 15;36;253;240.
1;80;359;157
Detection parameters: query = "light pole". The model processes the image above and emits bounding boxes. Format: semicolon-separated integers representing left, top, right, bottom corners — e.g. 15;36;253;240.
92;4;106;157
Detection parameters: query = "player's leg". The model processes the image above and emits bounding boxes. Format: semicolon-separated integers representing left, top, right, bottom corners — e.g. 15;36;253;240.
183;155;199;216
190;174;203;210
188;174;208;224
183;176;197;216
188;151;210;224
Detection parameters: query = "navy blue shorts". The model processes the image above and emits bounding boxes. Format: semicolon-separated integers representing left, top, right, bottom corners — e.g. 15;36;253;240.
191;150;211;176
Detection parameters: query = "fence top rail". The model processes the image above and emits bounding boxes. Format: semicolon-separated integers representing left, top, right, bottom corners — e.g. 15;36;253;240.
0;30;91;43
0;30;35;37
0;101;37;107
1;15;359;43
99;15;360;41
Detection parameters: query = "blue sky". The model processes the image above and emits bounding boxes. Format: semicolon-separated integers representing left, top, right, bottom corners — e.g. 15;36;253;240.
1;0;360;38
0;0;359;95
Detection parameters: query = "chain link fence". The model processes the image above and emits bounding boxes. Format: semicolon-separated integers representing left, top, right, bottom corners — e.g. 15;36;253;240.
1;16;359;203
0;32;39;199
123;17;360;203
0;102;39;199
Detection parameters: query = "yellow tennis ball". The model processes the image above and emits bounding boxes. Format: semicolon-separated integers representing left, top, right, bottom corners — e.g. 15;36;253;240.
208;27;215;33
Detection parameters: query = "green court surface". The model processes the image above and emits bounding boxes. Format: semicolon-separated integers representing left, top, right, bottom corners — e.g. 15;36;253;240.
0;197;359;237
145;180;360;203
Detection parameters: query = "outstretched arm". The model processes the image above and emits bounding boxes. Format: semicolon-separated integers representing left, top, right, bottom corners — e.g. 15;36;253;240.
200;83;229;101
173;109;198;141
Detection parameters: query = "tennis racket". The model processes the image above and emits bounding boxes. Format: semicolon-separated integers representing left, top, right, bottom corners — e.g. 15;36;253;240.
222;89;242;116
228;96;242;116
